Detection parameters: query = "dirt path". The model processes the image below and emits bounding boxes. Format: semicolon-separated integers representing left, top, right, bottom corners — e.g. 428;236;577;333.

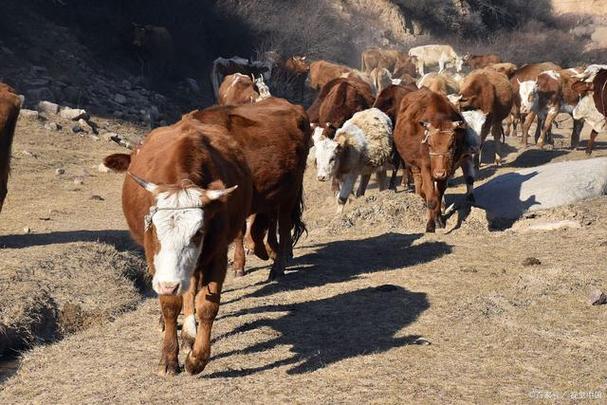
1;115;606;403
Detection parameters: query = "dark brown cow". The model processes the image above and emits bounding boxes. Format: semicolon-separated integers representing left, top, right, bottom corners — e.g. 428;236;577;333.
190;98;309;281
458;69;513;165
506;62;561;139
218;73;260;105
270;56;311;103
307;77;375;139
307;60;353;90
393;88;468;232
531;68;584;148
103;97;309;376
0;83;20;214
463;54;502;70
373;84;417;190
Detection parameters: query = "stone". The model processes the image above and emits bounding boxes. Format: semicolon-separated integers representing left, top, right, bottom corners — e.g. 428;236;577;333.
44;122;62;131
114;94;127;104
475;158;607;221
55;168;65;176
59;107;87;121
90;195;105;201
588;288;607;306
522;257;542;266
21;150;37;158
77;118;93;133
36;100;59;115
73;177;84;186
19;109;39;119
97;163;110;173
71;124;83;133
23;227;31;234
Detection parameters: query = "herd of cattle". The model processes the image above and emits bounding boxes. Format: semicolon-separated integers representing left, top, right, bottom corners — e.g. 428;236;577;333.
2;43;607;376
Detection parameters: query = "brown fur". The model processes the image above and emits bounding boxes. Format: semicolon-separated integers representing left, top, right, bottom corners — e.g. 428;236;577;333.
307;77;375;139
0;83;21;214
218;74;259;105
464;54;502;70
419;72;460;96
307;60;353;90
393;88;467;232
459;69;513;164
486;62;518;78
392;55;418;79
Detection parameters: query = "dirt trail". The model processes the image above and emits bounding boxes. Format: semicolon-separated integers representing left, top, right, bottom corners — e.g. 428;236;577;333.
1;114;607;402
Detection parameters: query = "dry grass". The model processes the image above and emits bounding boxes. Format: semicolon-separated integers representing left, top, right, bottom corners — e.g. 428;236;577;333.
1;113;607;402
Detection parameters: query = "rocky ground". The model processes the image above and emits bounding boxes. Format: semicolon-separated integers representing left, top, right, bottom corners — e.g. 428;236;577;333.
0;107;606;402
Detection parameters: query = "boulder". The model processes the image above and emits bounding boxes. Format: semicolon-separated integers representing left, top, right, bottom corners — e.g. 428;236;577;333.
19;109;39;119
475;158;607;221
36;100;59;115
114;94;127;104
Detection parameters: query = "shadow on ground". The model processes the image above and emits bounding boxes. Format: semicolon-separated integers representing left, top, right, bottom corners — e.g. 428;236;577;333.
209;284;429;377
0;230;137;252
508;149;568;168
229;232;450;302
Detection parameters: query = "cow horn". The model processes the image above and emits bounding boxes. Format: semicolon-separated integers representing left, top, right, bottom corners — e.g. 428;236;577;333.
128;172;159;193
205;185;238;201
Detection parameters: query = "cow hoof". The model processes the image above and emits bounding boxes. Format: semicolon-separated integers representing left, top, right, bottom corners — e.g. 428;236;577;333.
267;264;285;281
585;149;592;156
233;268;246;277
157;359;180;376
425;223;436;233
185;351;209;375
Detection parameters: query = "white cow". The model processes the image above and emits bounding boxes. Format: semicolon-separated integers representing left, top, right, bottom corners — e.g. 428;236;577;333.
408;45;463;76
313;108;393;212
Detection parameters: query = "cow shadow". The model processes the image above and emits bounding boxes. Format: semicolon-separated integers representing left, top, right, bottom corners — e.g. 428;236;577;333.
508;149;568;168
207;284;429;377
0;230;138;252
228;232;450;302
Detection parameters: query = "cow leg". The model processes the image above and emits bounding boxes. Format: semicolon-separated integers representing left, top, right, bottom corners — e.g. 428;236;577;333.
435;180;448;229
411;167;423;197
158;295;182;375
337;173;357;213
185;252;226;375
376;169;387;191
586;130;598;155
0;180;6;214
421;169;437;233
571;118;583;149
180;272;199;350
331;177;340;193
503;114;513;138
268;203;295;280
243;215;255;252
491;121;504;165
250;213;271;260
521;111;536;147
538;107;558;148
356;174;371;197
461;156;476;203
232;224;246;277
389;153;401;190
403;165;414;191
265;216;279;261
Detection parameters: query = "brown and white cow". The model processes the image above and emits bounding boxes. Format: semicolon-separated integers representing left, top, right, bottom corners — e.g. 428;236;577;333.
103;97;309;376
307;77;375;139
393;88;471;232
457;69;513;165
0;83;20;214
463;54;502;70
307;60;353;90
217;73;270;105
526;68;585;148
211;56;273;101
507;62;561;139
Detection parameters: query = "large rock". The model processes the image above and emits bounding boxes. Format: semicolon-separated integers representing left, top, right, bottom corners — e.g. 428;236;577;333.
36;100;59;115
475;158;607;220
58;107;87;121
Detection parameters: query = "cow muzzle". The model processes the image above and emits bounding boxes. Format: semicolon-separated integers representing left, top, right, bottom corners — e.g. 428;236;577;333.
317;175;328;182
155;281;181;296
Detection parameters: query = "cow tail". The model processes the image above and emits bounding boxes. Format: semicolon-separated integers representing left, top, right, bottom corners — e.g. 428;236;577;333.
291;183;307;248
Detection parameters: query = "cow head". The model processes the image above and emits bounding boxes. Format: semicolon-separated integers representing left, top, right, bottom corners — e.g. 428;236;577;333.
571;79;594;97
129;173;237;296
518;79;538;114
254;75;271;100
286;56;311;74
420;120;466;180
312;127;341;181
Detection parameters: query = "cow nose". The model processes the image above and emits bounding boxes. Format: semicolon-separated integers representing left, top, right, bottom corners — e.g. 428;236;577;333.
158;282;180;295
434;170;447;180
317;175;327;182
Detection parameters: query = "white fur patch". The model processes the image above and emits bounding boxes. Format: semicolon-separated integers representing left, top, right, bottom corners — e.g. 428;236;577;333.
574;94;607;132
182;314;197;339
461;110;485;153
519;80;538;114
313;135;339;180
543;70;561;81
151;188;205;296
